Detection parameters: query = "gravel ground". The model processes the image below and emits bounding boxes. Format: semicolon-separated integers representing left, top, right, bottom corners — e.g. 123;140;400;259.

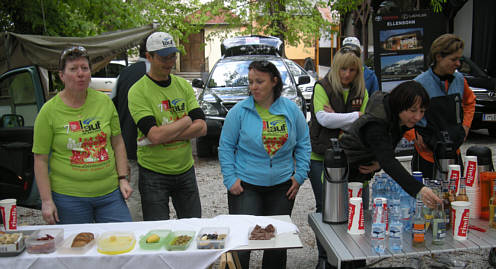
15;131;496;268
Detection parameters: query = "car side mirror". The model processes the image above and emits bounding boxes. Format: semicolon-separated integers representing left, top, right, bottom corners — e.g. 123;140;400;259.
296;75;311;86
192;78;204;88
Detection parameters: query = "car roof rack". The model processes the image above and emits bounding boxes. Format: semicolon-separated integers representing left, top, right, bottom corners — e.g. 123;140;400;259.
221;35;284;58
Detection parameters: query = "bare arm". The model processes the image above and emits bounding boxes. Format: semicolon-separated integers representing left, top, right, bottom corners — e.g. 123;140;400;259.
111;134;132;199
34;154;59;224
176;119;207;140
146;116;192;144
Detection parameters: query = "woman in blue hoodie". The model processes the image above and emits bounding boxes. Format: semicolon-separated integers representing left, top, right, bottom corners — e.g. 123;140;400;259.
218;60;311;268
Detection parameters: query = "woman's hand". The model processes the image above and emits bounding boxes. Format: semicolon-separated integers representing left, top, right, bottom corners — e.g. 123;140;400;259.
229;179;244;195
41;199;59;225
323;104;335;113
286;176;300;200
358;161;380;174
419;186;443;209
119;179;133;200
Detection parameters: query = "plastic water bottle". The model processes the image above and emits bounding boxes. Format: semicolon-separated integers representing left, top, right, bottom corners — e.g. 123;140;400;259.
389;199;403;252
400;189;412;231
371;198;386;254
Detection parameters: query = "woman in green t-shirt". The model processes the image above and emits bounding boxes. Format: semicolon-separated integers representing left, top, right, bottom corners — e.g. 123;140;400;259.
33;46;132;224
308;48;368;267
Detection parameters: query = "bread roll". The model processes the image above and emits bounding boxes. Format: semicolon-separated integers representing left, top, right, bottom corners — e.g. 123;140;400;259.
71;232;94;248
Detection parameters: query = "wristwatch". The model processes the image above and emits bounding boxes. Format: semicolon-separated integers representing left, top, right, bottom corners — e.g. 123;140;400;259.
118;175;130;182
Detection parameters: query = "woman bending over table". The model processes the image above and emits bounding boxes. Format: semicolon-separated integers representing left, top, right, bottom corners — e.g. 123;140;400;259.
218;60;311;268
33;46;132;224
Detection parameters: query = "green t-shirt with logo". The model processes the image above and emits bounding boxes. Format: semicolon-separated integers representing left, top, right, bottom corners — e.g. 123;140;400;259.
128;74;199;175
255;103;288;156
32;89;121;197
310;84;368;161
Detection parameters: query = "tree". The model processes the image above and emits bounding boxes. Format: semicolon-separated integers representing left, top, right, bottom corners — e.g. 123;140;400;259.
202;0;335;50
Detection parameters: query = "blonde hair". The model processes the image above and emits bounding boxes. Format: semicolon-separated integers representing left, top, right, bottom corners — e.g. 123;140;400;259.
430;34;464;67
326;50;365;99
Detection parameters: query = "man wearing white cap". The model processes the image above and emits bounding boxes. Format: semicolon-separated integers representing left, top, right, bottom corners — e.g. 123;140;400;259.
342;36;380;96
128;32;206;220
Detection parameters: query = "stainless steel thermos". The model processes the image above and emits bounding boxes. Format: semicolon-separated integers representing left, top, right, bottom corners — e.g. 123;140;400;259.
322;138;349;224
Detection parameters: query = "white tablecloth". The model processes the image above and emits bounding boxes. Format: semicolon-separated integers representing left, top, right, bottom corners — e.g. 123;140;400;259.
1;215;298;269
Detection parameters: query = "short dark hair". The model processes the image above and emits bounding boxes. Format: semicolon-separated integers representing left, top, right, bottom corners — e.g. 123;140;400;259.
389;80;430;115
59;46;91;71
248;60;283;100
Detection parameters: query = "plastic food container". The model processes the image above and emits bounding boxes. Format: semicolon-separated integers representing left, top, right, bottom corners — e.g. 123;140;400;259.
196;227;229;249
0;231;25;257
139;229;170;250
58;232;97;255
26;228;64;254
97;231;136;255
165;231;195;251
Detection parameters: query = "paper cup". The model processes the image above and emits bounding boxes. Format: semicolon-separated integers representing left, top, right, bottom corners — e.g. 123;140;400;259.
448;164;461;195
451;201;471;240
0;199;17;231
348;182;363;198
347;197;365;234
464;156;478;188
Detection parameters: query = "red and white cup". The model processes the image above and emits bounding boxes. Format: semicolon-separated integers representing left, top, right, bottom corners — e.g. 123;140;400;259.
0;199;17;231
451;201;471;240
464;156;478;188
448;164;461;195
348;182;363;198
347;197;365;235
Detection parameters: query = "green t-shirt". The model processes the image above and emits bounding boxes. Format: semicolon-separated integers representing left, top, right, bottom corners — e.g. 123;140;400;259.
255;103;288;156
32;89;121;197
128;75;199;175
310;84;368;161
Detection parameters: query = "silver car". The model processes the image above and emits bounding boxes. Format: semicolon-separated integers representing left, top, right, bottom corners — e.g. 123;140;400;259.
284;59;317;108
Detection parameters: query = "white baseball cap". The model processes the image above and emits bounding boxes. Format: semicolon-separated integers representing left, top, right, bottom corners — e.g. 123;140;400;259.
146;32;179;56
342;37;361;51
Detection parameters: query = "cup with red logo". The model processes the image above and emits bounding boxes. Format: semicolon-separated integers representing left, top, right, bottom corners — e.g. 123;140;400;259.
0;199;17;231
347;197;365;235
451;201;471;240
448;164;461;195
348;182;363;199
464;156;478;188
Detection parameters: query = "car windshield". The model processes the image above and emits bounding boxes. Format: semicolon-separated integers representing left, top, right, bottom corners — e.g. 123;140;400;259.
284;59;307;77
207;60;291;88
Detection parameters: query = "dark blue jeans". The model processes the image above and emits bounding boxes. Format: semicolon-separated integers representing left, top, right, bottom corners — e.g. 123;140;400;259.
52;188;132;224
139;165;201;220
228;180;295;269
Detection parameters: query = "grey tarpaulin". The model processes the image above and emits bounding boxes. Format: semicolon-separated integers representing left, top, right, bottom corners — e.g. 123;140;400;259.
0;24;155;74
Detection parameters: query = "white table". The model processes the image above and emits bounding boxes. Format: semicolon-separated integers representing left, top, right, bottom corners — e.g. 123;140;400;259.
0;215;301;269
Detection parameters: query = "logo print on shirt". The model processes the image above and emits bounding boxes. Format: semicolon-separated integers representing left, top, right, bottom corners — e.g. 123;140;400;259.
65;118;101;134
159;98;186;113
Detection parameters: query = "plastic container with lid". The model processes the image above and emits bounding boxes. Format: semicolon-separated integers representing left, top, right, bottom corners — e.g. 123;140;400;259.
0;231;25;257
165;231;195;251
58;232;97;255
26;228;64;254
196;227;229;249
97;231;136;255
139;229;170;250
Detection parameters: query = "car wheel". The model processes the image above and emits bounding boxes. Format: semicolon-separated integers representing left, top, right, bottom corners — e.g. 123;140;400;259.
489;128;496;137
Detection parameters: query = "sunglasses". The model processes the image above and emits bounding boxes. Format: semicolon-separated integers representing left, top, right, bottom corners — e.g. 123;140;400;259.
339;46;360;57
60;46;88;61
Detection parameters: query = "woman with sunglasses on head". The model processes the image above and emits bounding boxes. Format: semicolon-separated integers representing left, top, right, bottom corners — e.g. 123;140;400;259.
406;34;475;179
218;60;310;268
32;46;132;224
307;48;368;268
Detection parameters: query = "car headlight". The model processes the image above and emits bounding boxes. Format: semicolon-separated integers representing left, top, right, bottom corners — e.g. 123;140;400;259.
199;100;220;116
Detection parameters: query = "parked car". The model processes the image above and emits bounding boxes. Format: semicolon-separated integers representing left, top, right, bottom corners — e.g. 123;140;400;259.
284;59;317;109
458;57;496;136
89;60;127;96
192;36;309;157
